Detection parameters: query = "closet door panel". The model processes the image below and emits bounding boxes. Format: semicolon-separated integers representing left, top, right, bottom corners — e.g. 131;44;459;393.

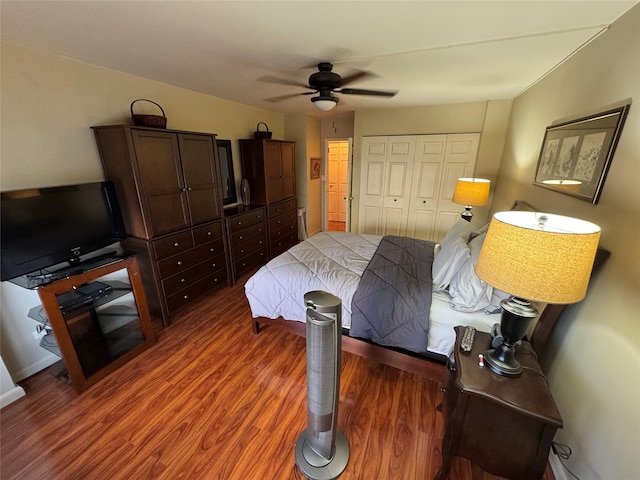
359;137;387;233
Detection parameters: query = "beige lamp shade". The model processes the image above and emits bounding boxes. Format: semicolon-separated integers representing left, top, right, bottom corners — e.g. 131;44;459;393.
475;211;601;304
452;178;491;206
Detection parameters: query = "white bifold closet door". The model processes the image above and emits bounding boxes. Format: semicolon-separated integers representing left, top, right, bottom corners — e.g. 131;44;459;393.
359;133;480;241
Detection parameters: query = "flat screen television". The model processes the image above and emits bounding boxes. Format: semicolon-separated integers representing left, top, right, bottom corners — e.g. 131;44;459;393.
1;181;127;282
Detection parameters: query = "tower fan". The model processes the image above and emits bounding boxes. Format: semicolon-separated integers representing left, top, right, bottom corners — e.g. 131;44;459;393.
295;291;349;480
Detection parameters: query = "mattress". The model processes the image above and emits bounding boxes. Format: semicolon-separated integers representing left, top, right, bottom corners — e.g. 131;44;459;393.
245;231;499;357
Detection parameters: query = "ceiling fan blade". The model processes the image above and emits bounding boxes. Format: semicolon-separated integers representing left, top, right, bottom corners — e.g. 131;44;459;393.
337;88;398;97
264;92;315;103
339;70;375;86
258;75;313;89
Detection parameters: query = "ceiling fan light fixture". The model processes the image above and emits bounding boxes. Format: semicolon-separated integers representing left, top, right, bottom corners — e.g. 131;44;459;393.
312;95;339;111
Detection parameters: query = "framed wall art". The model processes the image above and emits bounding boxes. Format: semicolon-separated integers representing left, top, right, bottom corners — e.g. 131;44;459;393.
533;103;630;204
310;157;321;179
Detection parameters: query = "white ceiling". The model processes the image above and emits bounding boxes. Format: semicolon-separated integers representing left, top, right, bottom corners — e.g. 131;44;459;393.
1;1;637;116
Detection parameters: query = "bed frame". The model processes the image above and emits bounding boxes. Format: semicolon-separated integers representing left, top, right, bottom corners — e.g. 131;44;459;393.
250;201;610;383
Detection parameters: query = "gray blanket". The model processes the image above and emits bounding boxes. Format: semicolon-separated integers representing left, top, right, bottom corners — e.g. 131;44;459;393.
349;235;435;353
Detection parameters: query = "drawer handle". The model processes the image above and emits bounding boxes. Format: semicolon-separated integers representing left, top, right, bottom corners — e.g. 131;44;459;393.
212;263;216;267
207;231;212;235
183;294;189;299
210;248;214;252
180;278;186;283
277;220;281;224
214;278;218;282
174;242;179;247
238;221;242;225
242;262;246;267
177;260;183;266
240;249;244;254
239;235;243;240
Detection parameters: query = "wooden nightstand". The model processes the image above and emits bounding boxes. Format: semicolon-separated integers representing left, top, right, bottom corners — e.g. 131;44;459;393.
436;326;563;480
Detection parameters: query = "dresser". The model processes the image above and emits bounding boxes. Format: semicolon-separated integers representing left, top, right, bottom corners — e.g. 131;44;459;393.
436;327;563;480
92;125;230;326
224;205;268;283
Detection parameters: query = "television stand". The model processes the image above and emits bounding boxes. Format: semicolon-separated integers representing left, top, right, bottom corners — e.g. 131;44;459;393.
28;255;155;393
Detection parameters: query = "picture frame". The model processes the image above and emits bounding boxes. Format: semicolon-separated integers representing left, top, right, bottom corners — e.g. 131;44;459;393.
533;103;630;204
310;157;321;179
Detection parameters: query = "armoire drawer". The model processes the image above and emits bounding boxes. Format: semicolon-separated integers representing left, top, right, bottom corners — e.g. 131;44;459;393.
156;243;217;279
227;209;266;233
165;273;226;315
269;221;297;241
153;231;195;260
268;198;297;219
234;247;268;277
233;235;266;259
270;232;298;258
161;252;226;296
231;222;266;245
270;209;297;229
193;221;223;245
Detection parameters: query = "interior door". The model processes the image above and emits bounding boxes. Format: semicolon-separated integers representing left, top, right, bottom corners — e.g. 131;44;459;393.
328;142;339;221
406;135;447;240
358;136;414;236
338;142;349;223
433;133;480;240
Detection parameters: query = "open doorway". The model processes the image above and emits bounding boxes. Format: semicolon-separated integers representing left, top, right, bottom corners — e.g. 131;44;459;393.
325;139;352;232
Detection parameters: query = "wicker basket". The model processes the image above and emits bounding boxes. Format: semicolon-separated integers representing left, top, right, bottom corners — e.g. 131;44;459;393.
131;99;167;128
254;122;272;139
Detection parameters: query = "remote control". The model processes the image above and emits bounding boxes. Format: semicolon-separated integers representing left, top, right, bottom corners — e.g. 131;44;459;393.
460;326;476;352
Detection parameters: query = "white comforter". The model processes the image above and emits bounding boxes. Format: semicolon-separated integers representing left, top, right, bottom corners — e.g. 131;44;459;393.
245;231;381;328
245;231;498;356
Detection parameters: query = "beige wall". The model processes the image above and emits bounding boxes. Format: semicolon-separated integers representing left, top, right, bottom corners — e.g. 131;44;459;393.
0;42;286;382
494;5;639;479
351;100;513;231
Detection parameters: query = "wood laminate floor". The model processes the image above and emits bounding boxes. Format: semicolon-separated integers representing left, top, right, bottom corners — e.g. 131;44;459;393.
1;273;555;480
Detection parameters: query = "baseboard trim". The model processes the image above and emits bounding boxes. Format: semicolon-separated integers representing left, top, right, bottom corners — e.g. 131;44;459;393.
1;385;26;409
549;452;569;480
12;354;59;382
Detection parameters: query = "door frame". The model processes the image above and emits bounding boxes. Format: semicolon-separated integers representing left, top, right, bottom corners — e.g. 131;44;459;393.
323;138;353;232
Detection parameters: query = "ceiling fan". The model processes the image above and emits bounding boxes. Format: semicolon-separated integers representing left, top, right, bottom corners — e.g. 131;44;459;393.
265;62;398;111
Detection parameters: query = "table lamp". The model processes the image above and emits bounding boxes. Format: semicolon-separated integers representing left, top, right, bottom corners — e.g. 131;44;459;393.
475;211;601;377
452;178;491;222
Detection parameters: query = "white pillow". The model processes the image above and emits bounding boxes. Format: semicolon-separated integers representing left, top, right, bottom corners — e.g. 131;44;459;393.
448;233;493;312
432;220;476;291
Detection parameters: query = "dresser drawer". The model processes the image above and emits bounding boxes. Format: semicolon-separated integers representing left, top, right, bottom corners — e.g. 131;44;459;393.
231;222;266;245
270;232;298;258
233;235;266;259
270;208;297;229
227;209;266;233
268;199;297;219
165;273;226;315
269;221;297;241
153;231;195;260
156;243;216;279
161;252;226;296
234;247;268;277
193;221;223;245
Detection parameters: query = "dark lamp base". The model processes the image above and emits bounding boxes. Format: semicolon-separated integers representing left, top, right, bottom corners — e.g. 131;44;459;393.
460;207;473;222
484;297;539;378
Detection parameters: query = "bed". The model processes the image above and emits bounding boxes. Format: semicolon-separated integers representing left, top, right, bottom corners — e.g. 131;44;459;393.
245;200;609;381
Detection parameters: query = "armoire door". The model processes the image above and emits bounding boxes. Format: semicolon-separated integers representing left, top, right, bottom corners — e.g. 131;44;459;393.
280;141;296;199
131;129;190;236
177;134;222;225
264;141;284;203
